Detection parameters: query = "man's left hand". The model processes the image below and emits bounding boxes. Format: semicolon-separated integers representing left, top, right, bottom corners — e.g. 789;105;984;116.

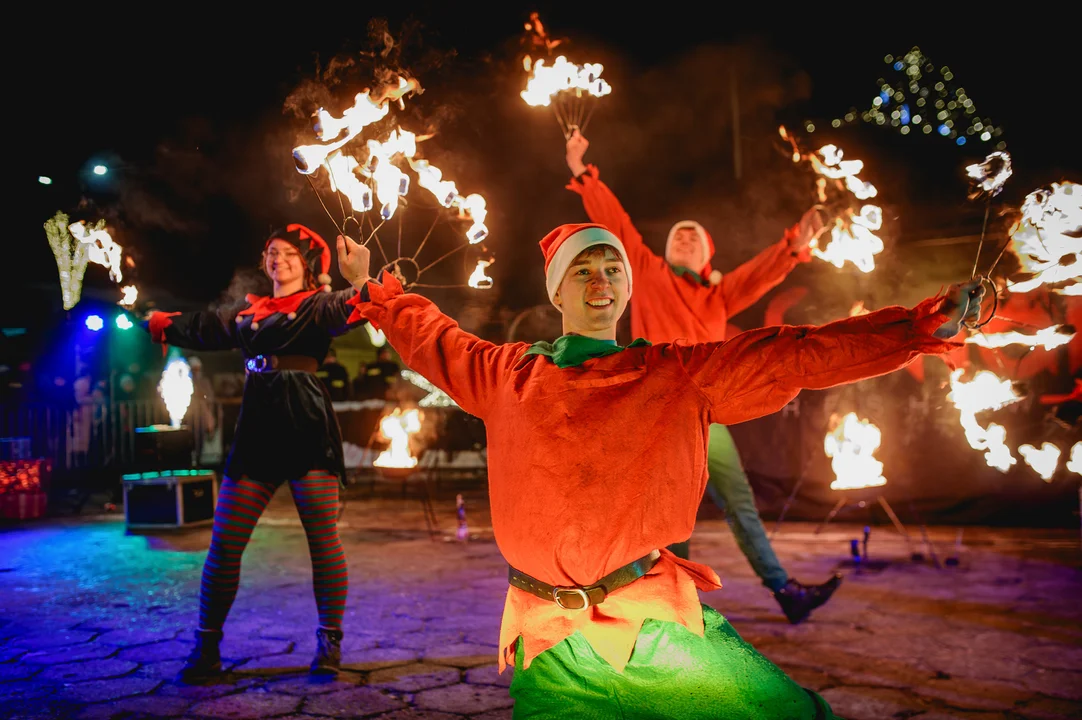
792;207;825;252
934;280;987;339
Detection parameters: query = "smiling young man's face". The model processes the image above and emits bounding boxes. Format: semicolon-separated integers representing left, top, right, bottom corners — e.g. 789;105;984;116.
553;245;630;340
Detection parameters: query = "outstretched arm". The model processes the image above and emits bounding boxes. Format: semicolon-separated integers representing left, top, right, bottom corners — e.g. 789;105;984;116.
337;235;525;419
144;307;240;351
564;130;651;260
719;208;822;318
675;282;985;424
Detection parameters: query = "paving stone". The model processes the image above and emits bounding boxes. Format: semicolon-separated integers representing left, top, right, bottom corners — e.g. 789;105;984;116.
414;683;514;714
464;664;512;688
131;659;186;680
231;653;309;673
0;646;28;662
1;698;84;719
265;674;365;695
78;695;193;719
817;687;930;720
39;658;140;682
422;643;497;668
369;662;461;692
369;710;461;720
58;677;163;703
470;710;515;720
0;661;41;681
302;686;405;717
1021;644;1082;671
188;690;302;719
342;647;419;670
117;640;195;663
8;629;97;649
1018;667;1082;700
394;632;464;651
1015;695;1082;719
96;627;180;647
22;643;119;664
158;677;261;700
220;638;292;661
913;676;1030;711
0;679;60;699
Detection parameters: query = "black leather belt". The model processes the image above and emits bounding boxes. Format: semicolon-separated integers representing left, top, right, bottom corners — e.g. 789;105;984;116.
245;354;319;374
508;549;661;611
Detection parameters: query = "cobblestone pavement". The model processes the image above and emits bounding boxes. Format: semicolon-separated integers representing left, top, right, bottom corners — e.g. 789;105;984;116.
1;482;1080;719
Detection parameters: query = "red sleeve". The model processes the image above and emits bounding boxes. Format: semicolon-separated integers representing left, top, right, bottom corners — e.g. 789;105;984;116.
346;272;527;419
718;225;807;319
673;294;961;425
566;165;660;282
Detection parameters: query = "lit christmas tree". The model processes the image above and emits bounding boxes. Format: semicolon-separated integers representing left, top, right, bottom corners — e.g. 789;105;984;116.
810;46;1006;150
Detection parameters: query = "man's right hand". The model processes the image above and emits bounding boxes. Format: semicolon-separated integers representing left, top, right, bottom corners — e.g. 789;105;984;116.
566;129;589;177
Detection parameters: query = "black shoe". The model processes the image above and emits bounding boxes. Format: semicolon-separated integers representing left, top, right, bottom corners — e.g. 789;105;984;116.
177;629;223;683
773;574;842;624
311;628;343;676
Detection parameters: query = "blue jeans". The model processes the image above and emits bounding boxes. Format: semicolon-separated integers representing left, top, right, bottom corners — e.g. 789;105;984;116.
670;424;790;592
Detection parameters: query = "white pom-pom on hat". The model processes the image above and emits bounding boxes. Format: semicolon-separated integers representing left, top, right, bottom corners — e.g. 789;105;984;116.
708;270;723;285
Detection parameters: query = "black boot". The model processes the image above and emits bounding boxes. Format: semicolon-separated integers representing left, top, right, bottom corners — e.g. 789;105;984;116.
311;627;343;676
177;629;223;683
773;574;843;624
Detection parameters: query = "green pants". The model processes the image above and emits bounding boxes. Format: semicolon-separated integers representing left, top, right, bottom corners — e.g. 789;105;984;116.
510;604;837;719
670;424;790;592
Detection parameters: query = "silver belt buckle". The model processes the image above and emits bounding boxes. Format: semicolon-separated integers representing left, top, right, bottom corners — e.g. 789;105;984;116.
552;586;590;611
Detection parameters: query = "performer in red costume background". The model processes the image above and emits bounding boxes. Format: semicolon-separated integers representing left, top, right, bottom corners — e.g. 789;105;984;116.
336;222;983;718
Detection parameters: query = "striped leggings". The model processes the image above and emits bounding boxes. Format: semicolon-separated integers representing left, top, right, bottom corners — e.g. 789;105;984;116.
198;472;347;632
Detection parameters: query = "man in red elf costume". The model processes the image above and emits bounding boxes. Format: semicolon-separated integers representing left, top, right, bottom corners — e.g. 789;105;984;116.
564;129;841;623
336;222;983;718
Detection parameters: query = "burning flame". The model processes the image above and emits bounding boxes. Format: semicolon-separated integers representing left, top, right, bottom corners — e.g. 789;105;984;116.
1006;182;1081;295
374;408;422;469
158;357;194;428
521;56;611;107
118;285;139;308
69;221;124;283
299;122;489;245
364;323;387;348
848;301;871;316
1067;442;1081;475
780;131;885;273
1018;442;1061;482
965;151;1013;196
467;259;493;289
946;369;1023;472
824;412;887;490
965;324;1075;351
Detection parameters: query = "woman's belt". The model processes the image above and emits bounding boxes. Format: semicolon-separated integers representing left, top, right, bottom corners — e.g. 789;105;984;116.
508;549;662;611
245;354;319;374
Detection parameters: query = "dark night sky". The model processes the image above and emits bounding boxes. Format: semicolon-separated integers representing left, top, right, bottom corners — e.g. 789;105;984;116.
13;5;1081;330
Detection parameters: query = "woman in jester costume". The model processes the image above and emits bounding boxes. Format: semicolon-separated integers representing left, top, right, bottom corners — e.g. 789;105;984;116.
144;224;366;682
335;222;984;718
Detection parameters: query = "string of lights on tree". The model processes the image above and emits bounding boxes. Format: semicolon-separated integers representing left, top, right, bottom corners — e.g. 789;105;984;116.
805;46;1006;150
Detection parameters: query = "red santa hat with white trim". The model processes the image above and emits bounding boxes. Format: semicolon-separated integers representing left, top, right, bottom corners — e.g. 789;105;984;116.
539;223;633;307
666;220;722;285
264;223;333;292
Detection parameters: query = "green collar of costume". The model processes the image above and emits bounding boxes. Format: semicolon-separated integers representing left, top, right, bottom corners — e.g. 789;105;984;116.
524;334;651;368
670;265;707;286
